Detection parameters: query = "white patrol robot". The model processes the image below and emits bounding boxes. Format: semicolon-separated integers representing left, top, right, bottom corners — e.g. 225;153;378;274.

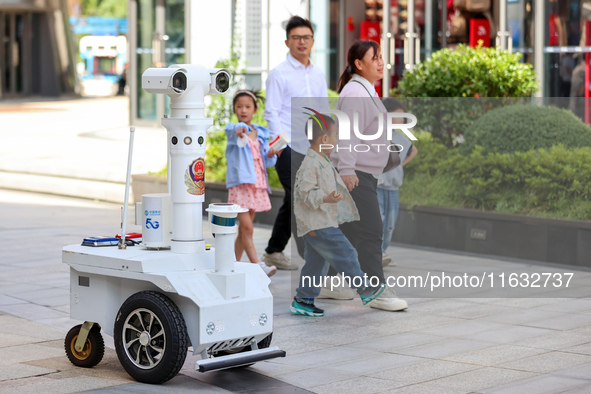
62;65;285;384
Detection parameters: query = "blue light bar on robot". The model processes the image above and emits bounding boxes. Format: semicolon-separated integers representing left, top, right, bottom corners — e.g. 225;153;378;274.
211;215;236;227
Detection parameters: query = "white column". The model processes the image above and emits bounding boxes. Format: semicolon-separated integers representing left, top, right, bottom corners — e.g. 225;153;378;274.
499;0;508;50
407;0;415;70
534;0;545;98
382;0;391;98
441;0;447;48
425;0;433;57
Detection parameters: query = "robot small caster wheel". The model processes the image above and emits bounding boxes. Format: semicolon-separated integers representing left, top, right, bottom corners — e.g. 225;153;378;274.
113;290;188;384
65;323;105;368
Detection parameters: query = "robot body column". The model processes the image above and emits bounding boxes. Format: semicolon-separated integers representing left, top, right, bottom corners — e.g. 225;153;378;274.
163;118;211;254
142;64;231;255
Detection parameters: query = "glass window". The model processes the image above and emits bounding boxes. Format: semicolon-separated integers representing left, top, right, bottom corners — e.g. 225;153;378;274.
15;13;23;93
3;13;10;94
310;0;340;90
164;0;185;116
136;0;157;121
545;0;582;97
165;0;185;66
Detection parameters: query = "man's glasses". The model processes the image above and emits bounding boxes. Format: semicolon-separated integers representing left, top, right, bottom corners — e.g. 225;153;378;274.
290;35;314;43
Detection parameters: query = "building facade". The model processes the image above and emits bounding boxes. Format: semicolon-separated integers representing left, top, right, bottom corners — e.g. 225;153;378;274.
310;0;591;98
129;0;589;124
128;0;305;125
0;0;78;99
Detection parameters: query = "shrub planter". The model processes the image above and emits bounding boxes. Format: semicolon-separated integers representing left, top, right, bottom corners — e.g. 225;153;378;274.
132;175;590;267
131;174;284;226
394;204;591;268
131;174;167;203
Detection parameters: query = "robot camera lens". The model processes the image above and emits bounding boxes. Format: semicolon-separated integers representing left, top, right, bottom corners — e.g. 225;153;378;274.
215;72;230;93
172;72;187;91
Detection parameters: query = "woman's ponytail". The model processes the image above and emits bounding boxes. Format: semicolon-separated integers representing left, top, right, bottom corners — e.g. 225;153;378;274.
337;65;354;93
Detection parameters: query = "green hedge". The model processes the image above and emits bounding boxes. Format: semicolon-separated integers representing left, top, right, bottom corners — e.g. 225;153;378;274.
395;45;537;146
462;104;591;154
396;45;537;98
402;132;591;220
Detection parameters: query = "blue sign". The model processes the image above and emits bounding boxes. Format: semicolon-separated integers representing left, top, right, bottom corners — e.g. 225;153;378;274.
69;16;128;35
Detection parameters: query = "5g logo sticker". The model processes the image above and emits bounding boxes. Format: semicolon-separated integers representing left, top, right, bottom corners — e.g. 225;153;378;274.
146;218;160;229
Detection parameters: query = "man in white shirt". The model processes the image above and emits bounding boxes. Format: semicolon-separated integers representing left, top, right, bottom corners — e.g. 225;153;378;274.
262;16;329;270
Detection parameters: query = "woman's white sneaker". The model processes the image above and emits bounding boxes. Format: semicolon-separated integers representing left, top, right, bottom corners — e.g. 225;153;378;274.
258;262;277;277
369;288;408;311
262;252;299;270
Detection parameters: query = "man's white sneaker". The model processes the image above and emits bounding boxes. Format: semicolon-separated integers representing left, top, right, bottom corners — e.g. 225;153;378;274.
317;284;355;300
382;254;393;267
258;262;277;277
262;252;299;270
369;288;408;311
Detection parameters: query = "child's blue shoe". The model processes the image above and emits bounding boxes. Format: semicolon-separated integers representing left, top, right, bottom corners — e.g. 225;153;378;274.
359;283;386;305
290;298;325;317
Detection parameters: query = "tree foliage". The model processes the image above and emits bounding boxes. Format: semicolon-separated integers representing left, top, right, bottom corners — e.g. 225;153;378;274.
80;0;127;17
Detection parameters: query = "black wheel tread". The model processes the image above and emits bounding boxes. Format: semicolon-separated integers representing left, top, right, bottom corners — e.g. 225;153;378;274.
114;290;188;384
145;291;188;384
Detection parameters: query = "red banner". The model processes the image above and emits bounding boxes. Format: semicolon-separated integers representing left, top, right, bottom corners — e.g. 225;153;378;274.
469;18;490;47
360;21;381;43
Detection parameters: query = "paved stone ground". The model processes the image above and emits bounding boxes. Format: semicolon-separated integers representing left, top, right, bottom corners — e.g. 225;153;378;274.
0;97;167;203
1;97;591;392
1;189;591;393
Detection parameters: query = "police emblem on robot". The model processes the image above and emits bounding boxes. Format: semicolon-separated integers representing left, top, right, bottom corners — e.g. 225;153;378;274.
185;157;205;195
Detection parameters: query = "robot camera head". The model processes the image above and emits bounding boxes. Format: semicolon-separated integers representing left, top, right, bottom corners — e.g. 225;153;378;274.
171;71;187;92
142;65;231;97
142;67;188;95
212;69;230;94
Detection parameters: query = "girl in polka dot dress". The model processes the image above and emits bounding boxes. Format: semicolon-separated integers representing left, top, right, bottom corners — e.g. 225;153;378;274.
225;90;278;277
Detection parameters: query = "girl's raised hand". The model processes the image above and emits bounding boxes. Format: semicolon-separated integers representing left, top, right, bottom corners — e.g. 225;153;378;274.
236;127;247;138
266;147;277;158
